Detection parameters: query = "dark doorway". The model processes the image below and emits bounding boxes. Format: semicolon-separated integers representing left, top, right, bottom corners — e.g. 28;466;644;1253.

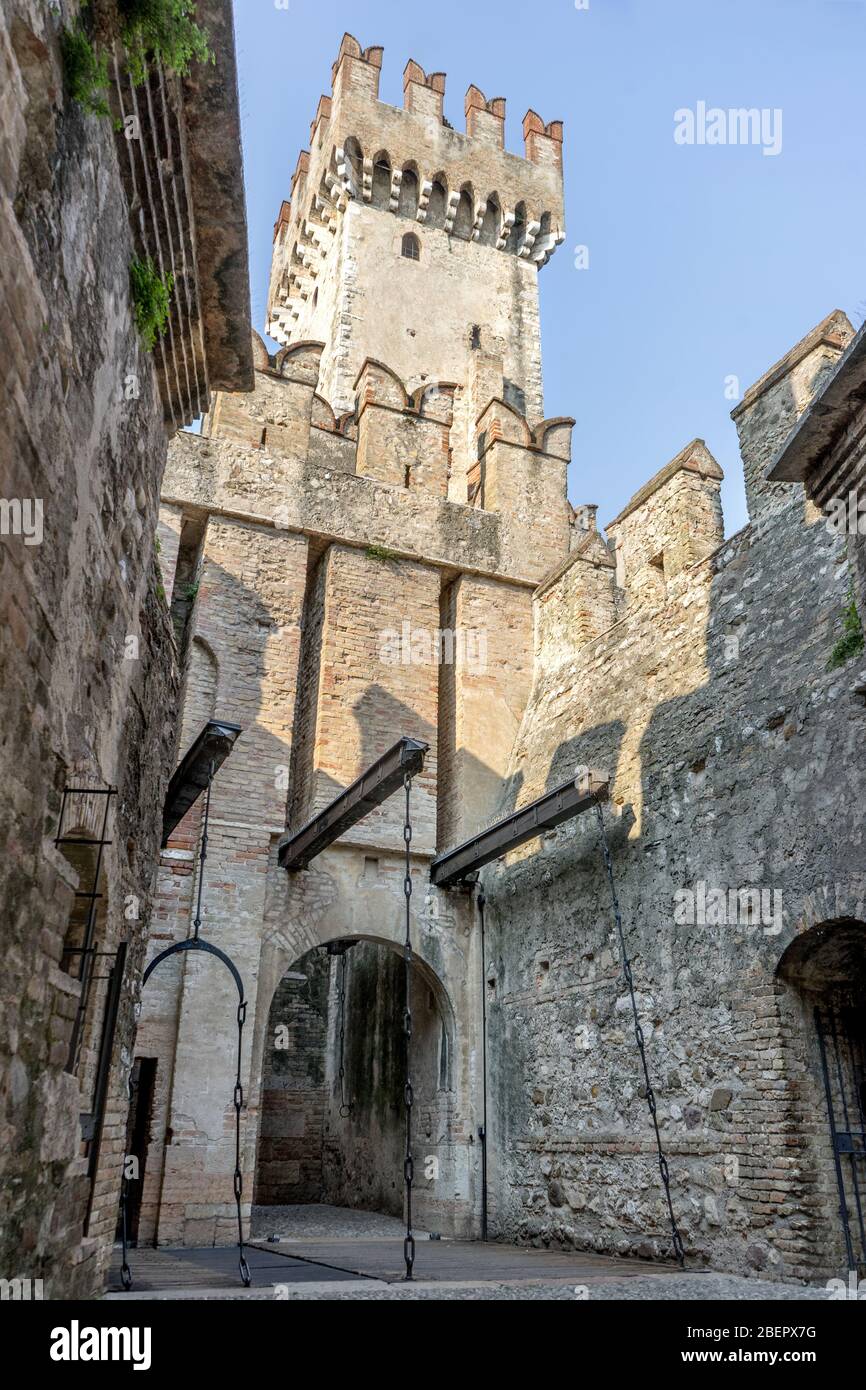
118;1057;158;1246
815;1006;866;1278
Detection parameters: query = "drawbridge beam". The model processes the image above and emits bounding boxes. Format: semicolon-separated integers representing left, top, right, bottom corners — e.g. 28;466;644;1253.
430;768;609;890
279;736;429;871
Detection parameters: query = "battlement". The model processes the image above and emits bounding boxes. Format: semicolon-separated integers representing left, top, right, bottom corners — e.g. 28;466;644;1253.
605;439;724;608
203;332;571;569
267;33;565;353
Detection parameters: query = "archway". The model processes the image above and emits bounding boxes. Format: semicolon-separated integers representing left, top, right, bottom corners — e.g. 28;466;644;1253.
253;936;456;1231
777;919;866;1277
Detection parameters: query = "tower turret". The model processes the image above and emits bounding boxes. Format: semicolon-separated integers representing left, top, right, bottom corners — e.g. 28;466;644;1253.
266;33;565;487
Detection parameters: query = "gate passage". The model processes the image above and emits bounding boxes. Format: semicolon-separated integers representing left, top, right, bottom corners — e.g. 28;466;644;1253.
123;738;687;1287
815;1005;866;1278
285;746;686;1273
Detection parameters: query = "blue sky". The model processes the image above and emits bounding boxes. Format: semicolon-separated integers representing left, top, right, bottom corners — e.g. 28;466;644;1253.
233;0;866;534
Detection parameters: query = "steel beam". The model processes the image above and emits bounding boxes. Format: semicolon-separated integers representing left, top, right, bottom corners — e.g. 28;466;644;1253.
430;768;609;889
161;719;243;847
279;736;429;871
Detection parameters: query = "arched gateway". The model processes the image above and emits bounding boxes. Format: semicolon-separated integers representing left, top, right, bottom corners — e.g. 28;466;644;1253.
777;920;866;1279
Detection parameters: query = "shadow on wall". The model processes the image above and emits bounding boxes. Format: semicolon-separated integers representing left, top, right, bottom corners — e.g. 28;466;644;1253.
253;938;455;1226
478;355;866;1276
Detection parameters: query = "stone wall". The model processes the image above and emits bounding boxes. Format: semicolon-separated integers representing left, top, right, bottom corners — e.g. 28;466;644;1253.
254;949;330;1206
0;0;250;1296
0;0;180;1296
481;325;866;1282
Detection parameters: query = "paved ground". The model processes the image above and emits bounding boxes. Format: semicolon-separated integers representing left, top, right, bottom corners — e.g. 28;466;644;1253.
105;1204;836;1301
250;1203;427;1241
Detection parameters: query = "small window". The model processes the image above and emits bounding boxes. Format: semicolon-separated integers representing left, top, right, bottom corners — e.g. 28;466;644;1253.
401;233;420;261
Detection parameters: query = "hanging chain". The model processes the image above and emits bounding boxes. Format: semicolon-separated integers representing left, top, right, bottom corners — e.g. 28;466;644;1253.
337;950;352;1117
594;799;686;1268
402;771;415;1280
192;760;214;940
119;1071;133;1291
234;998;252;1287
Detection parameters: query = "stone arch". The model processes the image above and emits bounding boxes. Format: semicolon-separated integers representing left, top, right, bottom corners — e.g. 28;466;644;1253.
342;135;362;178
507;199;527;254
398;163;419;219
452;184;474;240
775;918;866;1277
251;931;457;1225
479;193;500;247
371;149;391;210
426;176;448;230
250;331;271;372
401;231;421;262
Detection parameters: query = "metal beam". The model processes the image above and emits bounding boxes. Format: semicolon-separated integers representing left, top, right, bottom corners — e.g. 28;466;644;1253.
279;736;429;871
430;768;609;890
161;719;243;847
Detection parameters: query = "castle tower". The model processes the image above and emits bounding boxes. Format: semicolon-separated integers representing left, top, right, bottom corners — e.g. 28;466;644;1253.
267;33;565;500
141;36;573;1252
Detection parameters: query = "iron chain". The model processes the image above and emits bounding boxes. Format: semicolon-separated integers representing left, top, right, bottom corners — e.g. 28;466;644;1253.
119;1070;134;1291
235;999;252;1286
338;951;352;1117
594;799;686;1268
402;771;415;1279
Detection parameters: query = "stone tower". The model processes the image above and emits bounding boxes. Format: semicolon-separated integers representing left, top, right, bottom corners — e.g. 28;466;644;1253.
142;34;572;1249
266;32;566;500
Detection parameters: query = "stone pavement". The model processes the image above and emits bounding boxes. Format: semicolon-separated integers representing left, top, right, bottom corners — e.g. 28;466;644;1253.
104;1205;837;1301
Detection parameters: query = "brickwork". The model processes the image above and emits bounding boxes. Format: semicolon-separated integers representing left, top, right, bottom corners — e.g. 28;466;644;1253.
481;338;866;1277
133;32;866;1286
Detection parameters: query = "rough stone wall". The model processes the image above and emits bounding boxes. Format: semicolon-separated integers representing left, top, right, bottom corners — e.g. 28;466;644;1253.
141;310;562;1242
291;543;441;854
483;371;866;1280
314;201;547;431
167;350;571;586
320;942;453;1222
254;949;330;1206
136;517;309;1247
0;0;181;1297
732;311;854;524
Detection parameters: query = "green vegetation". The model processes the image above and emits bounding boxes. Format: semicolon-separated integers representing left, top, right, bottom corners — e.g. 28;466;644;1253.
365;543;400;562
118;0;212;85
129;256;174;351
61;23;111;118
827;581;865;671
60;2;212;122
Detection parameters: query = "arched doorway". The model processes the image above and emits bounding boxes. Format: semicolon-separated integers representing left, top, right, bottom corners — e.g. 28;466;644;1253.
777;919;866;1278
253;937;456;1231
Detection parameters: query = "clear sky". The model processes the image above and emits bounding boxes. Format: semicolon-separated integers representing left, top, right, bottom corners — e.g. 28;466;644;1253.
232;0;866;534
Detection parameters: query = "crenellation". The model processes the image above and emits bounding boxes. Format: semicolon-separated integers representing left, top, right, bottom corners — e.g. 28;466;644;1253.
404;61;447;121
522;110;565;170
465;87;507;147
605;439;724;610
732;309;853;523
